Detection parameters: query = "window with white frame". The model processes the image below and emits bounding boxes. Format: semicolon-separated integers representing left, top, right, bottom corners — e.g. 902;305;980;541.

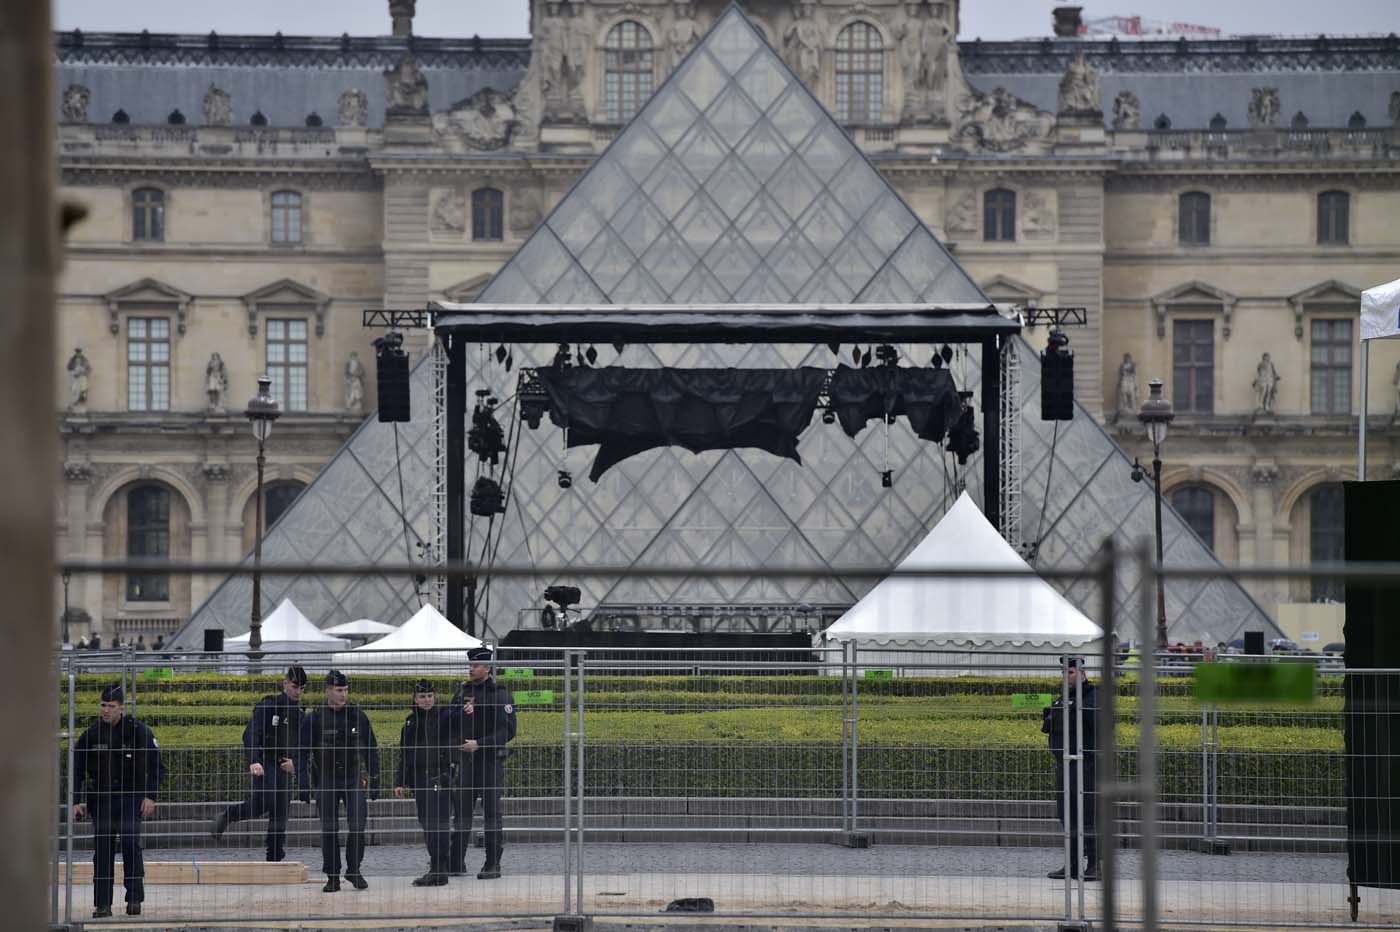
127;317;171;411
132;187;165;242
1310;318;1352;415
266;318;308;411
271;190;303;244
835;22;883;124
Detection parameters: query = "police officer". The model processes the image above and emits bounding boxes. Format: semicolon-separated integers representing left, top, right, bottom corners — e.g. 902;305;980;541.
209;665;308;860
298;670;379;892
394;679;459;886
71;683;165;918
448;646;516;879
1042;655;1099;881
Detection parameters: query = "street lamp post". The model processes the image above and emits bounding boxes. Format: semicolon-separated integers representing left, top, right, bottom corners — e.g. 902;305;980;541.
244;375;281;653
1136;378;1175;650
61;569;71;646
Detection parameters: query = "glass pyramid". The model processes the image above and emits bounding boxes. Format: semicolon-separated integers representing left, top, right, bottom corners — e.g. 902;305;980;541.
173;5;1278;648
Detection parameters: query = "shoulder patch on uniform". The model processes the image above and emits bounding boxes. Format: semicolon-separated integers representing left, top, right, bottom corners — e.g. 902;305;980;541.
504;704;513;714
271;714;280;726
152;738;159;748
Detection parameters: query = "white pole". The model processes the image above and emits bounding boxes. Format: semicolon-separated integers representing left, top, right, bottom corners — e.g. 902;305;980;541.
1359;340;1369;481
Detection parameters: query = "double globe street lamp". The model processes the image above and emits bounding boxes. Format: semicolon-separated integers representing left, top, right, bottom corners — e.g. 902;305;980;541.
244;375;280;653
1130;378;1175;650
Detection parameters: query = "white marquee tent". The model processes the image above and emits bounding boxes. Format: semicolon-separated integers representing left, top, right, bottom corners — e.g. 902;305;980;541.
224;598;349;652
820;492;1102;674
322;619;399;644
330;603;484;673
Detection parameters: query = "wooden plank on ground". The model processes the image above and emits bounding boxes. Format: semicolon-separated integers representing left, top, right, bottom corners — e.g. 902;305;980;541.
67;860;307;885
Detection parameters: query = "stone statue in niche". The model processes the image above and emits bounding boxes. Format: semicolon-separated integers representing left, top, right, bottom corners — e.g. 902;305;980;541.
1112;90;1140;130
945;190;977;235
1115;353;1139;421
897;9;953;123
345;351;365;414
61;84;91;123
539;3;589;122
205;352;228;412
67;348;91;411
1022;191;1056;239
1057;51;1100;115
666;2;703;70
1248;87;1280;128
385;52;429;115
782;4;823;89
431;189;466;234
1252;352;1281;415
432;87;517;150
338;88;369;127
202;85;233;126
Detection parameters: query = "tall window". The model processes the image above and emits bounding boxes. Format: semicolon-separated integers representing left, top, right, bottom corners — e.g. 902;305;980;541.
835;22;883;124
132;187;165;242
271;190;303;244
1171;486;1215;551
983;189;1016;242
1178;191;1210;246
1172;319;1214;414
604;21;654;123
472;187;504;242
266;319;308;411
1317;190;1349;245
1310;319;1353;415
127;317;171;411
1309;484;1345;602
126;486;170;602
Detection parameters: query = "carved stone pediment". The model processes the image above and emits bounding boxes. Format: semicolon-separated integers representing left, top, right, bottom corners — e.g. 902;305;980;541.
241;278;330;336
955;86;1052;153
432;87;518;151
442;273;493;303
1150;280;1238;339
980;274;1045;306
104;277;194;335
1288;279;1362;339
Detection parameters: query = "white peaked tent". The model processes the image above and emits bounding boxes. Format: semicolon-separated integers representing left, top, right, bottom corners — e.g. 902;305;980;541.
323;619;399;639
331;603;484;673
821;492;1102;674
224;598;349;652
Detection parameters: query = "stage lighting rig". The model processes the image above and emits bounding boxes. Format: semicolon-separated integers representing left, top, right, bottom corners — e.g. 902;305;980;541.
946;393;980;465
875;344;899;367
469;476;506;517
468;388;506;466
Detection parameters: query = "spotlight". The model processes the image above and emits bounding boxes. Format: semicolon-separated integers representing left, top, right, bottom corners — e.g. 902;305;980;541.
880;469;893;488
468;389;506;466
544;585;582;609
821;409;836;425
553;343;573;369
1130;458;1145;483
557;468;573;489
469;476;506;516
875;344;898;367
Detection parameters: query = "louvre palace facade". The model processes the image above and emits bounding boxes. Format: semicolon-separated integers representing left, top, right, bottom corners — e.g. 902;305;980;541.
52;0;1400;647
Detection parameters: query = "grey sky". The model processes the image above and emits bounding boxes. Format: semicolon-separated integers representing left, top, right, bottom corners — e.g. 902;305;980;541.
52;0;1398;41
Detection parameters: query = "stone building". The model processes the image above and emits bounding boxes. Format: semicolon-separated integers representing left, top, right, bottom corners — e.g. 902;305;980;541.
54;1;1400;646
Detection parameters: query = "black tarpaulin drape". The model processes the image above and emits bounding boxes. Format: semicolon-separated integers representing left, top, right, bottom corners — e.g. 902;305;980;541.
826;365;963;443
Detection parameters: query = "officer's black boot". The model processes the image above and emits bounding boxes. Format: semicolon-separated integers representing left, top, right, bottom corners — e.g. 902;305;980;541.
208;809;229;840
345;870;368;890
322;875;340;893
447;833;466;876
477;835;502;880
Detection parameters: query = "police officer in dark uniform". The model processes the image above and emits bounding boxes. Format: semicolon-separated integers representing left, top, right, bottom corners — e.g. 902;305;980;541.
448;646;516;879
1042;655;1099;881
394;679;459;886
209;664;308;860
71;683;165;918
297;670;379;892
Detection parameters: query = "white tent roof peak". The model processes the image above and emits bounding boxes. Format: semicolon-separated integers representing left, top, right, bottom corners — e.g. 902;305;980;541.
822;492;1102;648
227;598;345;645
323;619;399;637
350;602;483;652
1361;277;1400;342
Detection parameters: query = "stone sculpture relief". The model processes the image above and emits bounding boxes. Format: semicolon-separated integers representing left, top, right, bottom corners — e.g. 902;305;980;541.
385;52;429;116
897;8;954;123
202;85;233;126
344;351;365;414
67;348;91;412
945;190;978;235
205;353;228;412
1248;87;1280;128
432;87;518;150
430;188;466;235
1115;353;1139;421
509;184;543;237
61;84;91;123
1112;90;1141;130
1057;51;1101;114
782;3;823;89
338;88;369;127
666;2;703;69
956;86;1051;152
1252;352;1280;415
1022;191;1056;240
539;3;589;122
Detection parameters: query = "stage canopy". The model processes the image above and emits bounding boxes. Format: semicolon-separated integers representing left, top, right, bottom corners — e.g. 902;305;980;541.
224;598;348;652
330;603;483;672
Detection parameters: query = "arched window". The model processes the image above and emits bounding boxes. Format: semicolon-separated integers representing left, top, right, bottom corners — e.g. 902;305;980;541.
270;190;303;244
1317;190;1349;245
604;21;654;123
264;482;305;528
983;189;1016;242
472;187;504;242
132;187;165;242
1309;484;1345;602
835;22;883;124
126;485;170;601
1178;191;1210;246
1171;486;1215;551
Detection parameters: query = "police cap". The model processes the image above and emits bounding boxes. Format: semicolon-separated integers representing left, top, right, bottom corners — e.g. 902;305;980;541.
1060;655;1084;668
325;669;349;687
413;678;434;694
467;646;494;663
285;664;309;687
100;682;124;703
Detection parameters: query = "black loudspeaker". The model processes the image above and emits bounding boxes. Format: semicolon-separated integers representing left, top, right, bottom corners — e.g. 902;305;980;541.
374;332;411;423
1344;480;1400;891
1244;631;1265;655
1039;329;1074;421
203;628;224;652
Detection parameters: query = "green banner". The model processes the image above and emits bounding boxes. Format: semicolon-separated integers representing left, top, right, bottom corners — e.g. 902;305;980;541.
502;668;534;680
1193;662;1316;704
512;690;554;706
863;669;893;680
143;667;174;680
1012;693;1054;709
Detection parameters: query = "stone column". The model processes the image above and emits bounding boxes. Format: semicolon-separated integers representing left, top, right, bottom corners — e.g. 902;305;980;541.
1055;179;1107;418
0;1;59;927
63;463;92;637
200;464;230;608
1249;461;1280;606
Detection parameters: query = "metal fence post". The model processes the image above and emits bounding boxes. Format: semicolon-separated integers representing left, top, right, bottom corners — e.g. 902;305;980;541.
50;656;64;925
1096;539;1118;932
65;661;75;927
842;642;870;847
840;640;850;835
576;650;586;918
1137;543;1160;932
562;649;573;915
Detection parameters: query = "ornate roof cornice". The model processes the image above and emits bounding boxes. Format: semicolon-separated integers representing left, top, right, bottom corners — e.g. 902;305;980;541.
60;158;380;190
55;30;531;71
959;34;1400;75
